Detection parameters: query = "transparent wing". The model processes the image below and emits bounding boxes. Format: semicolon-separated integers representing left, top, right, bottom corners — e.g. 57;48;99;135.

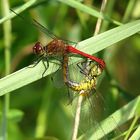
32;19;78;45
65;60;122;139
51;55;85;89
32;19;58;39
76;91;122;140
11;9;78;46
10;9;57;39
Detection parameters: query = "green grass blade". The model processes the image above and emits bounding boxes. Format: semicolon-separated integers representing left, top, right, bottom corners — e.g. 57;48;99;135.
57;0;121;25
0;62;59;96
129;125;140;140
0;20;140;96
0;0;38;24
77;19;140;54
0;0;121;25
81;96;140;140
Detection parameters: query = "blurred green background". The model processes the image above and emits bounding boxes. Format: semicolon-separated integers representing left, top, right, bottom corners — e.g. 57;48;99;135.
0;0;140;140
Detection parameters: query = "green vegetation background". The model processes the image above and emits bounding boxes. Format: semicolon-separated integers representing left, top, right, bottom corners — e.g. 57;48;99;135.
0;0;140;140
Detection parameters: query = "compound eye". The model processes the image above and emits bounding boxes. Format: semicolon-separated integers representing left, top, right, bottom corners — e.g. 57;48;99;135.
33;42;43;55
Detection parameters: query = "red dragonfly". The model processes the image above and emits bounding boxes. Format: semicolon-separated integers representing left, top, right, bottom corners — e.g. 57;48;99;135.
33;38;105;69
11;9;105;74
31;19;105;77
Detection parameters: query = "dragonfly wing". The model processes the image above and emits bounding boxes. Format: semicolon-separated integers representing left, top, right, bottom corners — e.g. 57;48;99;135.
79;91;122;140
32;19;58;39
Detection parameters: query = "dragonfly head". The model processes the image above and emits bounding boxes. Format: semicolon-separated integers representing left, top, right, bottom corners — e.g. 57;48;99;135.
33;42;44;55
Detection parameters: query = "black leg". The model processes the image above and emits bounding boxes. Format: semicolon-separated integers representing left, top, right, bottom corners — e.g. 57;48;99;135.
28;55;44;68
67;88;74;105
50;66;61;83
42;58;49;77
76;61;87;76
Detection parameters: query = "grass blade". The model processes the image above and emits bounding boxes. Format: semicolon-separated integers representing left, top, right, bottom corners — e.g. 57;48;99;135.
79;96;140;139
0;20;140;96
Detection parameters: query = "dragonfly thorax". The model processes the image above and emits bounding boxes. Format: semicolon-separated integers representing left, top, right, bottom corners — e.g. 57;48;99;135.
89;64;102;77
45;39;68;56
33;39;68;57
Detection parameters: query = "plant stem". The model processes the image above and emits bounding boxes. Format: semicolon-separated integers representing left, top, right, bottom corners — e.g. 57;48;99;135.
0;0;38;24
1;0;12;139
124;115;139;140
94;0;108;36
72;95;83;140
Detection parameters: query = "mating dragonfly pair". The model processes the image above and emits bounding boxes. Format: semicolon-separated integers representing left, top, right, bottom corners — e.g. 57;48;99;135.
12;9;106;139
33;37;106;139
33;37;105;97
11;9;105;95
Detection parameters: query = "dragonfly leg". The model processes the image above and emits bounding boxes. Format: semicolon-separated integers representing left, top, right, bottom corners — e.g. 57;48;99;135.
71;41;78;48
50;66;61;82
41;58;49;77
49;60;61;66
52;56;63;63
28;55;44;68
76;61;87;76
66;89;74;105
